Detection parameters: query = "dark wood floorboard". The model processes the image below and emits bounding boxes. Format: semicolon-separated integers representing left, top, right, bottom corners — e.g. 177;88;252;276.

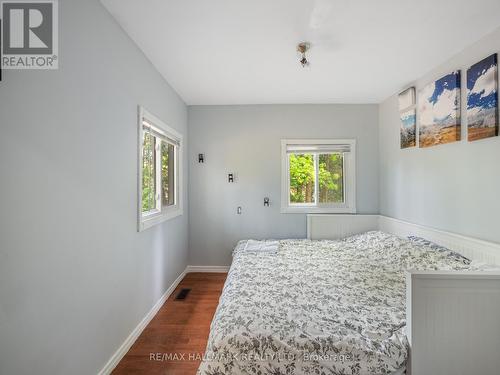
112;272;227;375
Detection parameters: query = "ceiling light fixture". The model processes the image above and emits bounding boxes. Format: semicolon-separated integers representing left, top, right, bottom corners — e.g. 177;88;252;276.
297;42;310;67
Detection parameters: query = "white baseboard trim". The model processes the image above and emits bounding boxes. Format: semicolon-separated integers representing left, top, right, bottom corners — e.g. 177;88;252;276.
186;265;230;273
98;268;187;375
379;215;500;266
97;265;228;374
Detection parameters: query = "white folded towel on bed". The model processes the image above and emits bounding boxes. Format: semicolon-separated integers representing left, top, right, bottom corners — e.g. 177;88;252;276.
244;240;279;253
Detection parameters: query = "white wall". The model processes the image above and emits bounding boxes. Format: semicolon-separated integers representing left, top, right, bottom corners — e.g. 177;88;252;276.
0;1;188;374
188;105;379;266
379;26;500;244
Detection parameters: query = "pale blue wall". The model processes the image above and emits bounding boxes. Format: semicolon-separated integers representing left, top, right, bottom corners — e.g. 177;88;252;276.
379;27;500;243
188;104;379;266
0;1;188;374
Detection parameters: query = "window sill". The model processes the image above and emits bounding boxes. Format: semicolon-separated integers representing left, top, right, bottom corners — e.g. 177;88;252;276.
139;208;183;231
280;206;356;214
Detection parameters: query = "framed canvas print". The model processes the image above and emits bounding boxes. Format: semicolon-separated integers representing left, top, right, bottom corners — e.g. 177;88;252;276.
418;71;461;148
400;109;416;148
467;54;498;141
398;87;416;111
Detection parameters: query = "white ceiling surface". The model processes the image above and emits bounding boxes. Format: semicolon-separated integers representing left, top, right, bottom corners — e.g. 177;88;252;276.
102;0;500;105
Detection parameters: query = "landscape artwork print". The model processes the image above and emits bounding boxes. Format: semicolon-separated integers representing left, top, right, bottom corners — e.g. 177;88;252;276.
400;109;416;148
467;54;498;141
418;71;461;147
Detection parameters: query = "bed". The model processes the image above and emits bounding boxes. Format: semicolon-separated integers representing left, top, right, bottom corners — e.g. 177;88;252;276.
197;231;494;375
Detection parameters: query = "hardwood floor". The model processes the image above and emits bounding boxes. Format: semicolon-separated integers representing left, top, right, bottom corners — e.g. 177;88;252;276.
112;272;227;375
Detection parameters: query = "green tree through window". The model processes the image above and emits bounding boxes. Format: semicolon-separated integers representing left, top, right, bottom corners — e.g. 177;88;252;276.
319;154;343;203
139;109;183;231
289;153;343;204
289;154;315;203
161;141;175;207
142;132;156;212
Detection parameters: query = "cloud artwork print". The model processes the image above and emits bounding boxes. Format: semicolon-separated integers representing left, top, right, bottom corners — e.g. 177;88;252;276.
418;71;461;148
400;109;416;148
467;54;498;141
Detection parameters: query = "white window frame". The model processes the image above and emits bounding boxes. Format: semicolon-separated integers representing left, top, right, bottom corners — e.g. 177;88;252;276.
137;106;183;231
280;139;356;214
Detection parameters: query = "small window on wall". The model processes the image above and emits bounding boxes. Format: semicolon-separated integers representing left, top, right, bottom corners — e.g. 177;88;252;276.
281;139;356;213
138;107;182;231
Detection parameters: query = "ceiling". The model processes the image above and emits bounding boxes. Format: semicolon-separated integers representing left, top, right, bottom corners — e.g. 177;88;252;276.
101;0;500;105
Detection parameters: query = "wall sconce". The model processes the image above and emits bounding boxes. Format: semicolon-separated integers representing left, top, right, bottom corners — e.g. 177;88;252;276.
228;173;234;183
264;197;270;207
198;154;204;163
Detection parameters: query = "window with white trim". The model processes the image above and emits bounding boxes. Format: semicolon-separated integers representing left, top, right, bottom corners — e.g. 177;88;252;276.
138;107;183;231
281;139;356;213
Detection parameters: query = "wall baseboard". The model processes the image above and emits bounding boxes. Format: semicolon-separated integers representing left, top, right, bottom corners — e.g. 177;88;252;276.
98;265;228;374
379;215;500;266
97;268;187;375
186;265;230;273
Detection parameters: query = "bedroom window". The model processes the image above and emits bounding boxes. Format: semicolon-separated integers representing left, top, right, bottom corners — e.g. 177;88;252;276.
138;107;183;231
281;139;356;213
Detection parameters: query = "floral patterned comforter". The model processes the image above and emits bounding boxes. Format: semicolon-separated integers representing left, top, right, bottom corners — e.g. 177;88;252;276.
197;231;486;375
